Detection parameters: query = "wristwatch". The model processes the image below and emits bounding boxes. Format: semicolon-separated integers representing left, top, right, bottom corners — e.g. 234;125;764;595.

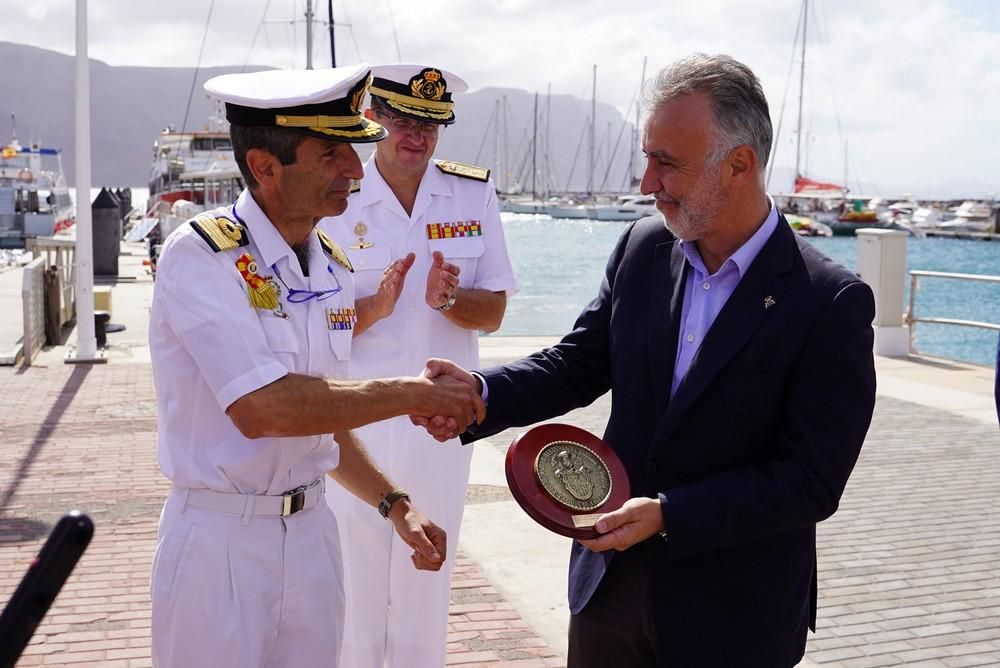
433;292;457;312
377;488;410;519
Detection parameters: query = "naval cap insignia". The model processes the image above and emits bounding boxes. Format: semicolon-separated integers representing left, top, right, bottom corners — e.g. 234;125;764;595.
410;68;446;101
764;295;776;310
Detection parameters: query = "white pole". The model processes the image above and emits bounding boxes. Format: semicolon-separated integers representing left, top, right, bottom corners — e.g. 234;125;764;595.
71;0;98;362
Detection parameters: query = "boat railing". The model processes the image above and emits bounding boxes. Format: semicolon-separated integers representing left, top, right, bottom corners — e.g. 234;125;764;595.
906;270;1000;355
25;236;76;333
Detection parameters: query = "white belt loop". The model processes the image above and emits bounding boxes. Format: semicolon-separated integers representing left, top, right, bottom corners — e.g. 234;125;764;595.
241;493;256;526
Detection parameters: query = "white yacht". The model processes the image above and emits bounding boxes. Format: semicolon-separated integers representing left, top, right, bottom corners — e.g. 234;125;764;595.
0;131;74;248
936;201;995;232
592;195;658;221
145;126;244;242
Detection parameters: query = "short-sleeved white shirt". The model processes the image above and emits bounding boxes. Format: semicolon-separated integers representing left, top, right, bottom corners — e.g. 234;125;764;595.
150;189;355;494
320;156;518;379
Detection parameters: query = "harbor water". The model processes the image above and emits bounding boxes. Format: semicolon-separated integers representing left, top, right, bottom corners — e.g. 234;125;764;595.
108;190;996;367
495;213;1000;367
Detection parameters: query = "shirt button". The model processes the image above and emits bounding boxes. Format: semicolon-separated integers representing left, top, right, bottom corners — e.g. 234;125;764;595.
702;281;711;290
686;334;695;343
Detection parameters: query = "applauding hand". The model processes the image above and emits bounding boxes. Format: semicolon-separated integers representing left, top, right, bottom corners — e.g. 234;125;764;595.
371;253;415;319
425;251;460;310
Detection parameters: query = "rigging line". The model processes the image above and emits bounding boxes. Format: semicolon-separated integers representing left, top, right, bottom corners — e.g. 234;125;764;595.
564;122;587;192
473;103;497;165
338;1;364;62
812;2;845;149
289;1;297;69
385;0;403;62
242;0;275;73
766;0;805;189
599;79;641;192
181;0;216;137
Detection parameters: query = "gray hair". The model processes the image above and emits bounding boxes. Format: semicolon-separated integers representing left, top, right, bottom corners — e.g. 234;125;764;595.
642;54;772;172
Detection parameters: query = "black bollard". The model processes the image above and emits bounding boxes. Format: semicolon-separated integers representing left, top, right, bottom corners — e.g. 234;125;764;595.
92;189;120;277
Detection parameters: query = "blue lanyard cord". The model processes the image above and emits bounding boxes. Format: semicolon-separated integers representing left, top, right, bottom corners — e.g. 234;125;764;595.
231;203;343;304
271;263;342;303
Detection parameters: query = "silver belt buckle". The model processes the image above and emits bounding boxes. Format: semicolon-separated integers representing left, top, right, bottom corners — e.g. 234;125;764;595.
280;485;308;517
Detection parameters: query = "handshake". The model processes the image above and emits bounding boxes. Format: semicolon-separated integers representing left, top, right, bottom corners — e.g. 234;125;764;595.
409;358;482;442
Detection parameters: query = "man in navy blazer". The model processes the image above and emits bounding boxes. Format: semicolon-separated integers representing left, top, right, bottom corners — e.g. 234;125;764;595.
420;54;877;667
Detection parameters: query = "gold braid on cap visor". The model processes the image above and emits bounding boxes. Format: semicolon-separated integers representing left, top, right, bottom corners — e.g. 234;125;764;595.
275;113;384;138
368;86;453;120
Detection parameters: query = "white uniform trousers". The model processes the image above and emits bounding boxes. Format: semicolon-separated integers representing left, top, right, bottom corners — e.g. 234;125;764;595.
151;486;346;667
325;420;473;668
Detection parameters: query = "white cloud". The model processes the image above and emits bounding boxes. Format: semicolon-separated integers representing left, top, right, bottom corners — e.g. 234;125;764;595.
3;0;998;197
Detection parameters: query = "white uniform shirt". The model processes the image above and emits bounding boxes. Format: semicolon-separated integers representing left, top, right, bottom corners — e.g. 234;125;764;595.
321;156;518;379
150;188;354;495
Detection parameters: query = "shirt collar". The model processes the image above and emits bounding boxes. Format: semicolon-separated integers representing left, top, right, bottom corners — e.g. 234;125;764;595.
679;196;779;278
232;188;296;271
357;154;452;210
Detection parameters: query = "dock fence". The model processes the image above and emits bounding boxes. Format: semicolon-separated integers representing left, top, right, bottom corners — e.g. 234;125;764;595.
906;270;1000;356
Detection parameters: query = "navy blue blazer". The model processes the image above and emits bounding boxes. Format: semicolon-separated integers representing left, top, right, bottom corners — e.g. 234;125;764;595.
464;213;877;667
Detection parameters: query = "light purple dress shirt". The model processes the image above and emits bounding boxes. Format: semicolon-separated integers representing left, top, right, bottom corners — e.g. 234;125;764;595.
670;200;780;397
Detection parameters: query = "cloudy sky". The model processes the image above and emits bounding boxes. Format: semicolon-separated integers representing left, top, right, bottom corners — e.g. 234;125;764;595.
5;0;1000;198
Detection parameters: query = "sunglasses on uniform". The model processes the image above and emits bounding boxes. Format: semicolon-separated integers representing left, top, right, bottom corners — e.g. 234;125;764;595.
271;262;343;303
374;110;441;137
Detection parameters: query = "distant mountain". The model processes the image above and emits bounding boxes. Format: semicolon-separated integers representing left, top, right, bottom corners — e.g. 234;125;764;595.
1;41;636;194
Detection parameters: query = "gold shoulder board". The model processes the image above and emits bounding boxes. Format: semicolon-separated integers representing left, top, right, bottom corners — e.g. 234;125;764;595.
435;160;490;182
349;179;361;194
317;228;354;273
190;213;249;253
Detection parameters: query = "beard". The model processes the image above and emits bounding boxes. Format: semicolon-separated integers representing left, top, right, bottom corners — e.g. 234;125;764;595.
660;163;726;241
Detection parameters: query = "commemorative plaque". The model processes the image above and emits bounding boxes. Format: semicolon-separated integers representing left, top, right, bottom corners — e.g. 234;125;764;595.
505;423;631;539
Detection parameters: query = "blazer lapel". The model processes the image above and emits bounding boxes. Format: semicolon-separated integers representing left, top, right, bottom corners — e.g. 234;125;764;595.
649;220;797;453
649;241;686;417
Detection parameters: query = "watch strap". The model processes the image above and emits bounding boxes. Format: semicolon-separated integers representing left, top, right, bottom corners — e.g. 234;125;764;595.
433;292;457;312
377;488;410;519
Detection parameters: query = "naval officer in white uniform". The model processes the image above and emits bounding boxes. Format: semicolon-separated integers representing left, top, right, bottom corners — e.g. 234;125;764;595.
321;64;518;668
148;65;486;668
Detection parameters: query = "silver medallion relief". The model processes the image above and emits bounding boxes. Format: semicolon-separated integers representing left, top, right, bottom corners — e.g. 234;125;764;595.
534;441;612;512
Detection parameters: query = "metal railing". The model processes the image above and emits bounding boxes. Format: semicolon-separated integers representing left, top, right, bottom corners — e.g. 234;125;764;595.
25;237;76;330
20;257;46;365
906;270;1000;354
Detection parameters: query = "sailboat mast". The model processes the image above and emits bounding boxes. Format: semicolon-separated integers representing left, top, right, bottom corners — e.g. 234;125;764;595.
502;95;508;192
633;56;647;191
494;98;501;191
794;0;808;181
531;92;538;199
589;64;596;197
305;0;314;69
843;139;849;196
545;83;551;198
328;0;336;67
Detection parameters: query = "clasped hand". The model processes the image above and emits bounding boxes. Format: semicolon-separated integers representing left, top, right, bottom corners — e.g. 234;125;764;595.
411;359;481;441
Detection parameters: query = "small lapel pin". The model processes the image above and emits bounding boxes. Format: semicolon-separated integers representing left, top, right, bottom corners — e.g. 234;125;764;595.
764;295;776;310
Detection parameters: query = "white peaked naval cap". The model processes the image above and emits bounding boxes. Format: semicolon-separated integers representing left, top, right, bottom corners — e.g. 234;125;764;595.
203;64;386;143
368;64;468;125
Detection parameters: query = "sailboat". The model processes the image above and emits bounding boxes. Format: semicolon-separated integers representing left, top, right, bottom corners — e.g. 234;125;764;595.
770;0;886;237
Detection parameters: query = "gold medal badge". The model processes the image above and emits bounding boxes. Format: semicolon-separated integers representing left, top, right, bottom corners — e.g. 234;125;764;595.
351;222;374;249
235;252;281;312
